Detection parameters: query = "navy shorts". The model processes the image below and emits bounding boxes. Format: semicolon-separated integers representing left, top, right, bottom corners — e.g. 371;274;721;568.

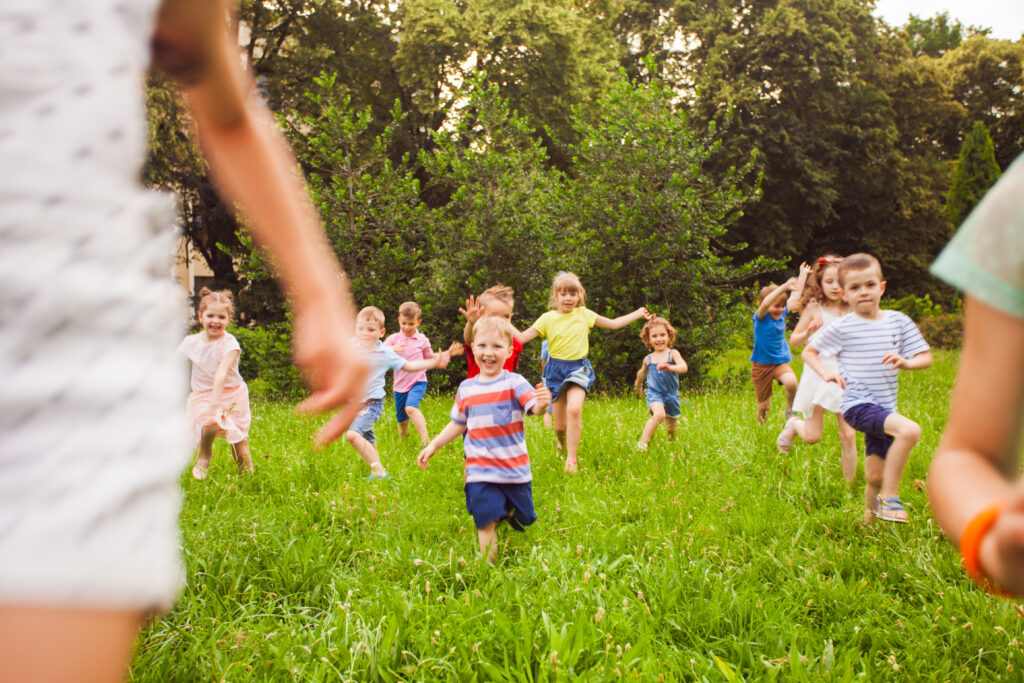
349;398;384;443
395;381;428;423
544;357;595;403
645;387;681;418
843;403;894;459
464;481;537;531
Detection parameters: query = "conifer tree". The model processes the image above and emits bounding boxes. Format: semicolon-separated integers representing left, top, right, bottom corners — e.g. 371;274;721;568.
946;120;1001;227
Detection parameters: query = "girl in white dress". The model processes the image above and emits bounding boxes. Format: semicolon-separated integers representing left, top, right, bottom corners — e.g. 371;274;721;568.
0;1;367;680
179;288;253;479
777;256;859;482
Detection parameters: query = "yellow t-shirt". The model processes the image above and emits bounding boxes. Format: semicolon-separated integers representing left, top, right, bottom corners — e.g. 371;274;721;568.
532;307;599;360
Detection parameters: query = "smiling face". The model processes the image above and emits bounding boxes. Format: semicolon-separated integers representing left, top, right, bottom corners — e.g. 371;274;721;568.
398;314;420;337
200;303;230;340
767;297;787;320
471;328;511;379
841;265;886;318
555;287;580;314
647;324;670;351
355;317;385;347
820;265;842;303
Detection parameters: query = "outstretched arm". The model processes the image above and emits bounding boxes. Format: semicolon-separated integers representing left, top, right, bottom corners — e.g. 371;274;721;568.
513;326;540;345
756;278;797;319
929;296;1024;595
789;303;822;348
155;0;365;446
786;264;810;310
594;307;651;330
634;361;649;396
417;421;468;469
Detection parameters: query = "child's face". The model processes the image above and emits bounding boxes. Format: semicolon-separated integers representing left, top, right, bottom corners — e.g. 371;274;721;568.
820;267;842;302
648;324;670;350
200;304;230;339
841;266;886;317
398;315;420;337
355;318;385;347
481;297;513;321
555;288;580;313
471;329;512;379
767;297;787;320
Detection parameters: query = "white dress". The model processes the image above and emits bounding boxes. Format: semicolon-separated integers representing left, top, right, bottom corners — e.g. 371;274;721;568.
792;305;845;416
0;1;189;610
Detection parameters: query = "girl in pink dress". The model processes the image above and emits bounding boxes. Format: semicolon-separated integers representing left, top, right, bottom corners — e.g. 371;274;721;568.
179;289;253;479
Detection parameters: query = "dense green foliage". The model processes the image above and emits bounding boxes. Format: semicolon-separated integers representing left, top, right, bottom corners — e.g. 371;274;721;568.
132;350;1024;680
946;121;1002;227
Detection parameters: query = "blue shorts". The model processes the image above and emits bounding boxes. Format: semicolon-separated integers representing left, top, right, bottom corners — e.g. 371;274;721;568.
395;381;428;423
843;403;894;459
464;481;537;531
645;388;681;418
543;357;595;403
349;398;384;443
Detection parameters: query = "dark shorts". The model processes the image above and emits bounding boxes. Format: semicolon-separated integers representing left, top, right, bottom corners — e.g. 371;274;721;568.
348;398;384;443
464;481;536;531
544;357;595;403
395;381;428;423
843;403;894;459
751;362;794;403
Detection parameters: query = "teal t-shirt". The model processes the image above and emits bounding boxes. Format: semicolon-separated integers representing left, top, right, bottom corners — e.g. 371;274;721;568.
931;153;1024;319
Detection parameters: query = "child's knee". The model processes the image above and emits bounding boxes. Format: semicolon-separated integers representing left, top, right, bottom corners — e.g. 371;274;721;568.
895;420;921;444
345;430;361;445
201;423;220;439
864;456;884;487
781;373;797;391
405;406;422;418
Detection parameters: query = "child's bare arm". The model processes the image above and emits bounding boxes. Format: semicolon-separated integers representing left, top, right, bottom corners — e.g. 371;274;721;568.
756;278;797;319
657;350;688;374
788;303;821;348
155;0;366;446
514;326;540;345
929;297;1024;594
634;362;649;395
204;350;240;423
417;421;468;469
882;350;933;371
803;345;844;388
594;307;651;330
530;385;552;415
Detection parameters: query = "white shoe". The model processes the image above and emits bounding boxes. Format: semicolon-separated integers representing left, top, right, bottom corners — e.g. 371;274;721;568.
776;416;798;453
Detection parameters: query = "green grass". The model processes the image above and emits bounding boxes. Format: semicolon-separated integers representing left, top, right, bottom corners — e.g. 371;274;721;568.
130;350;1024;681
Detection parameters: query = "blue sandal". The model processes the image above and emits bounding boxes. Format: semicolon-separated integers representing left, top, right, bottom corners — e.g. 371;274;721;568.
876;496;908;523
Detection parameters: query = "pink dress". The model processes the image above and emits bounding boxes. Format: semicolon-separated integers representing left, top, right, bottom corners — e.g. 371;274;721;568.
178;332;251;446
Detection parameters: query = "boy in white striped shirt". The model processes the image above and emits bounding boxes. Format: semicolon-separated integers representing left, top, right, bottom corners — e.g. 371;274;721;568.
804;254;932;524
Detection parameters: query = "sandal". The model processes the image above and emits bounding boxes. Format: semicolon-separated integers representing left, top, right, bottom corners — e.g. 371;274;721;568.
875;496;909;523
776;416;797;453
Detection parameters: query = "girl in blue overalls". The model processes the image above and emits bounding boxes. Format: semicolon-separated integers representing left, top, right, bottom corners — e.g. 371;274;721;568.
634;317;688;450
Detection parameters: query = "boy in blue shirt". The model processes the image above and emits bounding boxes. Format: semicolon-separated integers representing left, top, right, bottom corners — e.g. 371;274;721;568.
804;254;932;523
347;306;451;479
751;267;808;423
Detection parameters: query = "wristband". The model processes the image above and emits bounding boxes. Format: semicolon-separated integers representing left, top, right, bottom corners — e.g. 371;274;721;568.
959;498;1012;597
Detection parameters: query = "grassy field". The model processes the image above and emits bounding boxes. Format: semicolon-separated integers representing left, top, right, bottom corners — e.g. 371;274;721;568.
130;349;1024;681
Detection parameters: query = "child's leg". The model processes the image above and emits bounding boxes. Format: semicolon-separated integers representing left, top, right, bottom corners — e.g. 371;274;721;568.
837;414;858;483
665;416;678;440
792;405;827;445
543;410;552;430
563;384;587;473
345;430;385;475
231;439;254;475
0;605;141;683
639;402;666;448
397;419;409;439
404;406;430;445
552;394;568;452
756;398;771;424
864;454;885;521
879;413;922;503
780;371;798;414
193;423;222;480
477;521;499;563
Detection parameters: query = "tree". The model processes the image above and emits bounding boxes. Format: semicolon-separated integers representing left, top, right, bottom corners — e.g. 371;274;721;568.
946;121;1002;227
900;12;979;58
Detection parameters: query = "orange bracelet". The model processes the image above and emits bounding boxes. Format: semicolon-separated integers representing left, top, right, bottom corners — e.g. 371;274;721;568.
959;498;1011;597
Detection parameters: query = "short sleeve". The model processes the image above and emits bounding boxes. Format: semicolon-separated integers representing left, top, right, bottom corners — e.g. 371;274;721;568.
582;308;599;328
222;335;241;356
420;335;433;358
383;347;407;371
450;387;467;424
895;313;930;358
532;312;551;339
810;319;842;356
511;373;538;413
177;335;191;357
931;153;1024;319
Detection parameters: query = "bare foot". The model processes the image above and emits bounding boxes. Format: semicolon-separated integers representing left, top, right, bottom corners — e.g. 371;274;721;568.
564;456;578;474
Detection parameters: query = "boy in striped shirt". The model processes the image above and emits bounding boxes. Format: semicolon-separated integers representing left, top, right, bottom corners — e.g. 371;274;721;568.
418;316;551;562
804;253;932;524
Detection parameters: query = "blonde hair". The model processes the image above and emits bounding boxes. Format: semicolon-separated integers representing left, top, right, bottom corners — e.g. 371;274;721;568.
548;272;586;309
640;317;677;349
472;316;515;346
398;301;422;319
357;306;385;328
479;284;514;306
197;287;234;319
837;253;882;287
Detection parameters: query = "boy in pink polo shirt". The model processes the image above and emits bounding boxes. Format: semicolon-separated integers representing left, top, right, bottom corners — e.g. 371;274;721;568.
384;301;463;445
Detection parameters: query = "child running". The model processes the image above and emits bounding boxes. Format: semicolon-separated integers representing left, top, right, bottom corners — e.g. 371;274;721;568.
515;272;650;473
418;316;551;562
179;288;253;480
750;265;810;423
776;256;859;482
384;301;463;446
804;253;932;523
634;317;688;450
349;306;452;479
460;285;522;378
